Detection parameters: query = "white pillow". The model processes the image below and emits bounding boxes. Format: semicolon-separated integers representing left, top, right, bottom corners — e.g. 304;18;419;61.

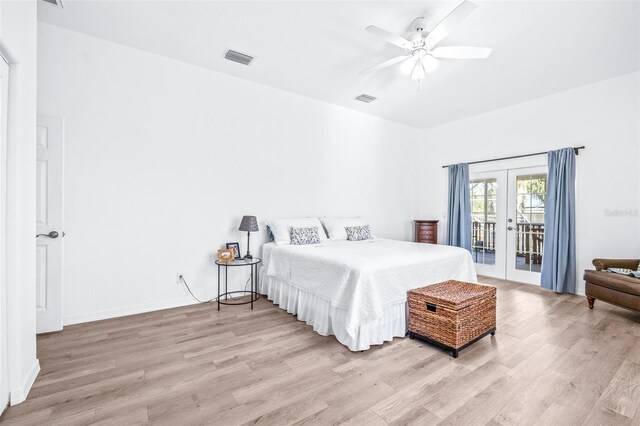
265;217;327;245
320;217;371;240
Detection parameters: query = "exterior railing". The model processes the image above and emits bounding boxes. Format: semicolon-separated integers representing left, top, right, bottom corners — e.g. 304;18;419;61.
472;221;544;264
471;221;496;252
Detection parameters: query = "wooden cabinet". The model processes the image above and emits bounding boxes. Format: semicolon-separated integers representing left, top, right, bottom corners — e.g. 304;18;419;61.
414;220;438;244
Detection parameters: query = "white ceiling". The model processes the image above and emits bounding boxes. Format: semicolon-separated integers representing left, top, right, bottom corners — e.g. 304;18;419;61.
38;0;640;129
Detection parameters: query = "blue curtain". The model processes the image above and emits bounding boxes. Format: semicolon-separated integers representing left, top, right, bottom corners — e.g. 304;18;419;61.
446;163;471;252
541;148;576;293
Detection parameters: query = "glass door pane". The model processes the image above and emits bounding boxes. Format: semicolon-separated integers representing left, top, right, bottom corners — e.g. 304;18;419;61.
514;174;546;273
470;178;497;266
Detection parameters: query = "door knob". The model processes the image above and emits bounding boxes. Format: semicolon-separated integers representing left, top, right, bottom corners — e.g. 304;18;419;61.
36;231;59;239
507;226;514;231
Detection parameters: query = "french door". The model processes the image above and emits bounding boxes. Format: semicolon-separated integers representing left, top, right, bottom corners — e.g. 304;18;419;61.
470;166;547;285
469;171;506;278
506;167;547;284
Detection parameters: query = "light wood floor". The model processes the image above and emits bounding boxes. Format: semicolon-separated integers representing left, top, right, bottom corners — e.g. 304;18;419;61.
2;277;640;425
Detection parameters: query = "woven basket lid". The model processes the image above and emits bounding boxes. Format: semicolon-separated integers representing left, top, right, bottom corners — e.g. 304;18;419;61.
408;280;496;311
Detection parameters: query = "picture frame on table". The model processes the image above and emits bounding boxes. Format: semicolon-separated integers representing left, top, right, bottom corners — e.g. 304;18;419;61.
217;248;235;263
226;242;242;260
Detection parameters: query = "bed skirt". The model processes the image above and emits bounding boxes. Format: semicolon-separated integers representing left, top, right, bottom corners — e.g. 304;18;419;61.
260;274;407;351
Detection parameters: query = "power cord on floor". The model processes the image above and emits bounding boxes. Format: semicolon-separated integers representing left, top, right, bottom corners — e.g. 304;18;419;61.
179;275;218;304
227;275;252;300
179;274;253;304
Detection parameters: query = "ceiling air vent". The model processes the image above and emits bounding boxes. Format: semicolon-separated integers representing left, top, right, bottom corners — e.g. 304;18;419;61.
39;0;64;8
224;49;255;66
355;94;377;103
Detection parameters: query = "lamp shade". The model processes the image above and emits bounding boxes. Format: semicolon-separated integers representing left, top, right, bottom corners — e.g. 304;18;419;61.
238;215;259;232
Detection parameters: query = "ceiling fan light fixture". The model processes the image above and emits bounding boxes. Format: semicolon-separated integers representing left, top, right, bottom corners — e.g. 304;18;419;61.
422;55;439;73
400;56;418;75
411;61;426;81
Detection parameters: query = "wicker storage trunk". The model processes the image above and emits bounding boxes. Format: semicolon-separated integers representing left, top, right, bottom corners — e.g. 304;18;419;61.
408;280;496;358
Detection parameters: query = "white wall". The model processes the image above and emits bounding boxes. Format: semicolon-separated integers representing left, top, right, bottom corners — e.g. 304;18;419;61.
38;18;639;327
37;23;422;324
419;71;640;294
0;0;39;405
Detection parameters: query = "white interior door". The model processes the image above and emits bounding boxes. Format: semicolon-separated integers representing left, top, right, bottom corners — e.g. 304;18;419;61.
36;114;64;334
469;170;507;279
506;166;547;285
0;54;10;416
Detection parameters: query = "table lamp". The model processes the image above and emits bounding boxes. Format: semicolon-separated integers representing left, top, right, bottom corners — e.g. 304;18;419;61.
238;215;259;260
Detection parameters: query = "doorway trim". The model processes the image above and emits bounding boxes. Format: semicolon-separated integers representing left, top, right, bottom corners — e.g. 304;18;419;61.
0;48;9;416
0;41;41;407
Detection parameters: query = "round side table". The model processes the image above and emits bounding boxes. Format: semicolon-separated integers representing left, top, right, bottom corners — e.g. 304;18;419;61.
215;258;261;310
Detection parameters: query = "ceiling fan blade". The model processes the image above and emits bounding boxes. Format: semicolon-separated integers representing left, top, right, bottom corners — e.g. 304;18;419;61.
360;55;412;75
365;25;412;49
425;1;478;50
430;46;492;59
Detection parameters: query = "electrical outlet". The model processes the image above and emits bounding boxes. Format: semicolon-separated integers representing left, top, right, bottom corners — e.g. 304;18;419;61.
176;273;183;284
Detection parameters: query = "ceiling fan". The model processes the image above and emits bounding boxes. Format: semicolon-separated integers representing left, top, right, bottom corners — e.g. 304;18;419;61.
360;1;491;86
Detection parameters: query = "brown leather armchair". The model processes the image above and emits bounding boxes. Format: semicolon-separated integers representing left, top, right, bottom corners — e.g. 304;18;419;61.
584;258;640;312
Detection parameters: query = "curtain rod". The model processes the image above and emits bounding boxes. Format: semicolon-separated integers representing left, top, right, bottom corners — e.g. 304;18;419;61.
441;146;585;169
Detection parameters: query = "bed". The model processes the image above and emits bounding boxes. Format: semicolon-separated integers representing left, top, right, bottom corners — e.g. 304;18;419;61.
259;238;477;351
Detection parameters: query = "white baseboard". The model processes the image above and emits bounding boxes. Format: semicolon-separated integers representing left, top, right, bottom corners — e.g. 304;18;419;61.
63;297;198;326
10;359;40;405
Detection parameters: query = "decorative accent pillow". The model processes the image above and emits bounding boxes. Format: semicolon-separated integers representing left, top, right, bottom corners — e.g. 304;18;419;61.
266;226;275;242
320;217;370;240
290;226;321;245
345;225;373;241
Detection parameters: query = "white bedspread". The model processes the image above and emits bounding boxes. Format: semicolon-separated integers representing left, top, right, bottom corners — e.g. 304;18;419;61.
261;239;476;341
